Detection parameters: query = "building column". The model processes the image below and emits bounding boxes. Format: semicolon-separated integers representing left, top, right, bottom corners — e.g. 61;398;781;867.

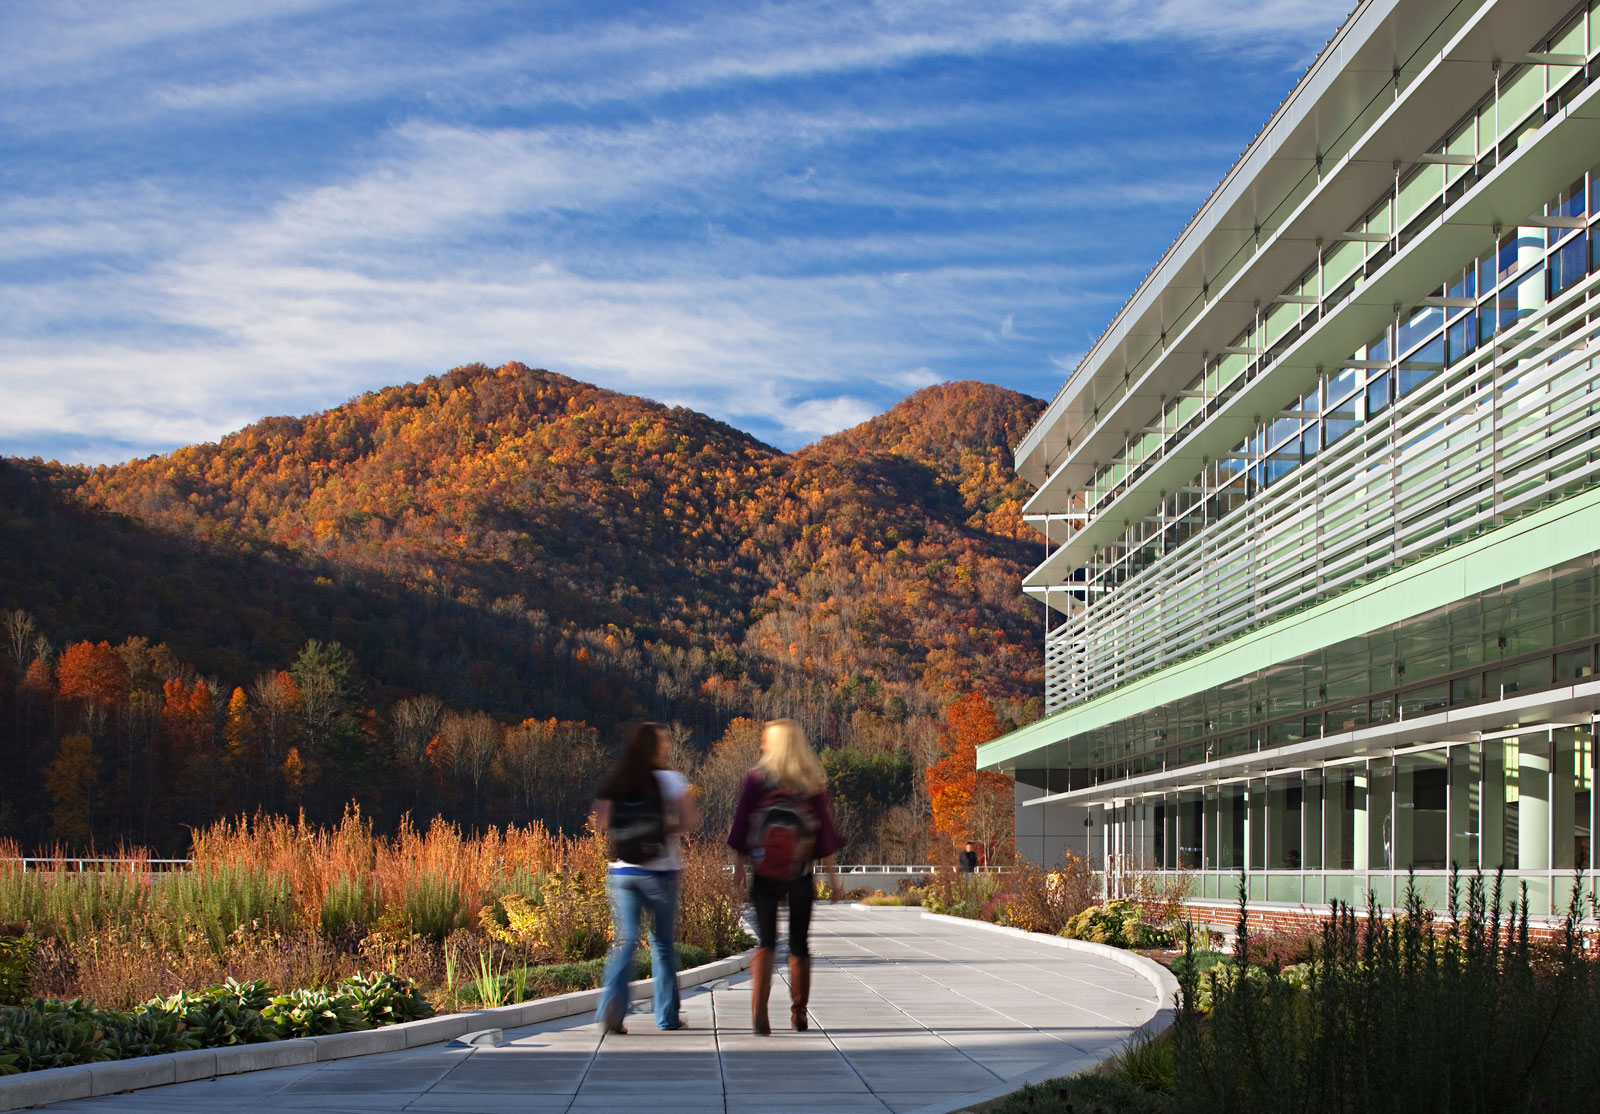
1352;772;1370;871
1520;738;1552;871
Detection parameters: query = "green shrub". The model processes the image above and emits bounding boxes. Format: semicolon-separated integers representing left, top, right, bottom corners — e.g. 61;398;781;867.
399;875;465;943
146;978;274;1046
320;875;381;939
0;999;111;1071
1166;947;1229;982
339;971;433;1026
261;987;371;1038
1061;900;1173;949
0;936;34;1005
0;871;143;945
158;866;295;953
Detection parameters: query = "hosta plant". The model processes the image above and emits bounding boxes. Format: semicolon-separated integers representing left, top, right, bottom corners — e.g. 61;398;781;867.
261;987;371;1038
339;971;433;1025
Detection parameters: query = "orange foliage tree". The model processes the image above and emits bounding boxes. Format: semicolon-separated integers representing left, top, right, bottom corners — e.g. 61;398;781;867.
56;641;129;710
925;691;1013;860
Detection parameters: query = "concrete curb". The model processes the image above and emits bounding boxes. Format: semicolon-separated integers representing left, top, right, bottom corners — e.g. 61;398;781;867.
899;911;1181;1114
0;950;751;1112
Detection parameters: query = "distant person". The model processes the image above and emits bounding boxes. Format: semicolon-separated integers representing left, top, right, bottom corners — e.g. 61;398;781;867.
592;722;699;1033
728;718;842;1034
958;840;979;874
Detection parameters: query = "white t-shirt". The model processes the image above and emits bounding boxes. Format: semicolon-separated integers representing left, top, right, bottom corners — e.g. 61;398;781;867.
608;768;690;873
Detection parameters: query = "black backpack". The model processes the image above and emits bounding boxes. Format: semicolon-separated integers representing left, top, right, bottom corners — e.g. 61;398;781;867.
608;776;666;864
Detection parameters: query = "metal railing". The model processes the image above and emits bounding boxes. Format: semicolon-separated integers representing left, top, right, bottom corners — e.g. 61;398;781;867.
835;864;1010;875
3;858;193;873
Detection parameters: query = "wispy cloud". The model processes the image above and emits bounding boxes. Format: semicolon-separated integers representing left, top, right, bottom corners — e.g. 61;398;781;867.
0;0;1351;463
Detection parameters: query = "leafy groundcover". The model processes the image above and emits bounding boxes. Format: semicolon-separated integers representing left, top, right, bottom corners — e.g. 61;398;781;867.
0;971;431;1075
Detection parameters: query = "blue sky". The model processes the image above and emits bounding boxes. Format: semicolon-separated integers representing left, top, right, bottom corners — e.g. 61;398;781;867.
0;0;1350;464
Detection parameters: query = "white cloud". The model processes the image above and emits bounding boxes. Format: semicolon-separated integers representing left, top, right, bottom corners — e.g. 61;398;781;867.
0;0;1352;462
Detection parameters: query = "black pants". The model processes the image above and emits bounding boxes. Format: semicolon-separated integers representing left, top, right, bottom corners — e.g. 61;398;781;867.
750;873;814;957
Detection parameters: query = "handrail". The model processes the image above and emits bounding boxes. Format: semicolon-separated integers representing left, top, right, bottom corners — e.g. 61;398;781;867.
834;864;1010;874
3;858;193;872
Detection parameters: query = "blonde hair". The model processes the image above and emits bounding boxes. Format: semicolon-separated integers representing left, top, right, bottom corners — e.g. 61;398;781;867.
758;718;826;796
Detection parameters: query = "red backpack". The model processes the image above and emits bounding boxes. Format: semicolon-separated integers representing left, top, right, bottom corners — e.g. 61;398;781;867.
747;777;819;881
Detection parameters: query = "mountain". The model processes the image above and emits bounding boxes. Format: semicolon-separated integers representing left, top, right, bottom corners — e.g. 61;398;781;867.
0;363;1044;847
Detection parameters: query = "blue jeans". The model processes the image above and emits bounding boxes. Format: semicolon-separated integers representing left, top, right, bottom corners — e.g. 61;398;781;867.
597;869;681;1029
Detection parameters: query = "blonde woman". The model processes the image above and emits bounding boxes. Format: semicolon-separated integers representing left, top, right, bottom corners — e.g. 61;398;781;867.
726;719;842;1035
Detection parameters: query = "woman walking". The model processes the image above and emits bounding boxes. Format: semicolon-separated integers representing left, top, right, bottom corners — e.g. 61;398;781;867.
593;722;699;1033
727;718;842;1034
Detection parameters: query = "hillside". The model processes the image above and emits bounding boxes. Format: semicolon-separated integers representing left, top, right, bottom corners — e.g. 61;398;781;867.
0;363;1044;850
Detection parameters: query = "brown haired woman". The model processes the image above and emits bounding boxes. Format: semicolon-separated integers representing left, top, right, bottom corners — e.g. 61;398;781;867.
727;718;841;1034
593;722;699;1032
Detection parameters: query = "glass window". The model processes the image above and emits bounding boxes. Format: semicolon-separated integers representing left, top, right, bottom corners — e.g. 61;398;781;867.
1180;791;1202;869
1268;416;1300;449
1326;366;1358;406
1496;232;1521;284
1451;743;1481;870
1398;359;1441;400
1448;311;1478;361
1550;233;1588;296
1398;750;1449;870
1450;673;1483;704
1366;372;1391;418
1401;683;1450;718
1398;305;1445;354
1556;646;1595;682
1367;331;1391;364
1369;757;1394;870
1303;421;1321;456
1325;417;1358;446
1448;267;1477;301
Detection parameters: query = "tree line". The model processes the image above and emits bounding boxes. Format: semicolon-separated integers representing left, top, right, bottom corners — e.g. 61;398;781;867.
1;610;1019;861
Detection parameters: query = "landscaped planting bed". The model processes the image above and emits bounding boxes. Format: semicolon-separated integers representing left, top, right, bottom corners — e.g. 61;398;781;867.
0;809;749;1074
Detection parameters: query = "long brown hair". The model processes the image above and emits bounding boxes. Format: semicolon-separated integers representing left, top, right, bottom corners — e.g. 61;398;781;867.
598;722;665;798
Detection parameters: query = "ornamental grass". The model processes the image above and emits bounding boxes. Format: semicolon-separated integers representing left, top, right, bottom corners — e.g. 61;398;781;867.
0;808;747;1013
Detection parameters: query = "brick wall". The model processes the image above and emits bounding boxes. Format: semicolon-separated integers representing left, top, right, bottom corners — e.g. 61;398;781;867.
1179;899;1587;945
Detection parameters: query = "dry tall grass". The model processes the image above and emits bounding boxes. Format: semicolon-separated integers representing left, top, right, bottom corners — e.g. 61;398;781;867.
3;809;747;1010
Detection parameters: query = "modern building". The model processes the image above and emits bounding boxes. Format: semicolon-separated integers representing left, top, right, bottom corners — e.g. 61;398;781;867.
979;0;1600;916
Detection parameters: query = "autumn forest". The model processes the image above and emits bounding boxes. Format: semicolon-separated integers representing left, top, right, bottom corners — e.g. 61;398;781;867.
0;364;1041;860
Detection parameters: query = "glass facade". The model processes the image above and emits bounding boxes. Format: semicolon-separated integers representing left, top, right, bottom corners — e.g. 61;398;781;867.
995;0;1600;913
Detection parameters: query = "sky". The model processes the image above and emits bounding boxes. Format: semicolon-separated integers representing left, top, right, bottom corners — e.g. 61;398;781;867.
0;0;1352;465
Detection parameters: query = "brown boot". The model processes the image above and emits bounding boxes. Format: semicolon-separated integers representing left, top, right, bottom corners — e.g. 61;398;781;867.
750;947;773;1035
787;955;811;1031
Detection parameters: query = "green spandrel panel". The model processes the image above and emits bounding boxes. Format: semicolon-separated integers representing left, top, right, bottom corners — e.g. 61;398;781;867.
1366;207;1391;237
1553;14;1586;58
1398;165;1441;230
1265;300;1298;345
1217;352;1248;388
1498;66;1545;139
1323;239;1363;290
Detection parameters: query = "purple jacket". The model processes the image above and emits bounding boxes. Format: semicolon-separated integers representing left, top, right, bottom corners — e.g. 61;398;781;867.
726;770;842;861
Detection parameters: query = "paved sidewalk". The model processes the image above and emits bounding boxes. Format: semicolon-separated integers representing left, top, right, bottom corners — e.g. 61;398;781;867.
36;907;1160;1114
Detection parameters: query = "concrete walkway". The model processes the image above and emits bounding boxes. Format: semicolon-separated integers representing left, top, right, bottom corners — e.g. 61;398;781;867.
35;907;1161;1114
